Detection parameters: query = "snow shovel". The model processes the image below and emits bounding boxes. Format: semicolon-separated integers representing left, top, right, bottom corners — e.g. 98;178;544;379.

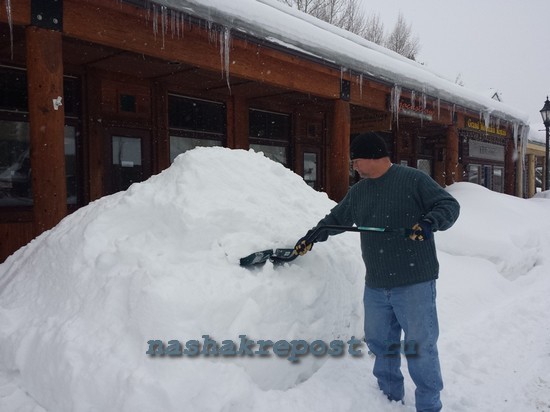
239;225;414;267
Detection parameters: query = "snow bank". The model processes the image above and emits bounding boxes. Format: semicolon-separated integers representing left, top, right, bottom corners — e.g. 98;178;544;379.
436;183;549;279
2;149;550;411
0;148;364;411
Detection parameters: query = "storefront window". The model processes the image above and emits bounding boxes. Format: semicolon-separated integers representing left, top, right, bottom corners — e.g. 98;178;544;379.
468;164;481;184
303;152;318;188
169;136;222;162
0;67;82;208
483;165;492;189
493;166;504;193
168;95;225;161
249;109;290;166
65;126;78;204
112;135;142;192
0;121;31;206
0;122;78;206
417;159;431;175
535;166;543;193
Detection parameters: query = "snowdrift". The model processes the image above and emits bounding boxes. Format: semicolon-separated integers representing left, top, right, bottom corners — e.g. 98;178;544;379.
2;147;550;411
437;183;548;279
0;148;365;411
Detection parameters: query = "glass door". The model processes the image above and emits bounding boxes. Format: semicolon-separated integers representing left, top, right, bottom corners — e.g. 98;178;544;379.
296;145;322;191
493;166;504;193
106;128;151;195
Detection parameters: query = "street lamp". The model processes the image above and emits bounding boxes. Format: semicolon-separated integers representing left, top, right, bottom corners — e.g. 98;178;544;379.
540;97;550;191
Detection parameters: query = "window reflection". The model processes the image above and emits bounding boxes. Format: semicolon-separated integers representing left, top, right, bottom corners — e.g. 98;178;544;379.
0;121;32;206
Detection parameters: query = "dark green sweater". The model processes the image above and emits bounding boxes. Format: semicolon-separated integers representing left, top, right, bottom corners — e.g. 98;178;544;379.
315;164;460;288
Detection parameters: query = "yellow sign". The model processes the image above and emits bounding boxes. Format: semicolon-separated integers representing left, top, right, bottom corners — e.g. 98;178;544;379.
465;118;507;137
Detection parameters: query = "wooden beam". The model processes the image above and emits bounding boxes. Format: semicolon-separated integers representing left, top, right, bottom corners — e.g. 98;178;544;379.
60;0;345;101
327;100;350;201
26;26;67;234
527;154;536;198
505;138;515;195
226;95;249;150
85;68;104;202
445;125;459;186
152;81;170;172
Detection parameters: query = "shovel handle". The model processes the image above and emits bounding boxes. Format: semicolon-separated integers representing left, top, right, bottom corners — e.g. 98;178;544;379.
305;225;413;243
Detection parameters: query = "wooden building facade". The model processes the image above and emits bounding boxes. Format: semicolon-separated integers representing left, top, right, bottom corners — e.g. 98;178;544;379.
0;0;528;262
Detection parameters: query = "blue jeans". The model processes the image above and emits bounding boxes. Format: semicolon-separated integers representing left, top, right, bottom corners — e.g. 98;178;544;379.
363;280;443;412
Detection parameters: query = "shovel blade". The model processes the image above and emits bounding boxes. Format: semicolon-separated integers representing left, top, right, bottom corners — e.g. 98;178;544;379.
239;249;273;266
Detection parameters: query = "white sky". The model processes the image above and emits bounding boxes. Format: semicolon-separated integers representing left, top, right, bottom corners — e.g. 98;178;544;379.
360;0;550;139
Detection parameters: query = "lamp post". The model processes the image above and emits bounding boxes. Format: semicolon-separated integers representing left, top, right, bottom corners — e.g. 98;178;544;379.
540;97;550;191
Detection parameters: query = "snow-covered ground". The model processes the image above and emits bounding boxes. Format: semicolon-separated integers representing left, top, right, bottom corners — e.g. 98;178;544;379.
0;147;549;411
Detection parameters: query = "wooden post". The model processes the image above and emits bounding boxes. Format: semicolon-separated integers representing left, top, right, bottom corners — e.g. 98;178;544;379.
504;138;515;195
328;99;350;201
527;154;536;198
516;147;524;198
227;95;249;150
26;26;67;235
85;69;104;202
152;81;170;172
445;125;459;186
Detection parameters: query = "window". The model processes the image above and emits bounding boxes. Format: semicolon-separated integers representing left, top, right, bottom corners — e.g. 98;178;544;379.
169;136;222;163
168;94;225;161
0;67;27;112
112;135;143;192
493;166;504;193
0;121;31;206
303;151;318;188
468;164;481;185
0;67;82;208
483;165;492;189
535;165;543;193
249;109;290;166
417;159;431;175
65;125;78;204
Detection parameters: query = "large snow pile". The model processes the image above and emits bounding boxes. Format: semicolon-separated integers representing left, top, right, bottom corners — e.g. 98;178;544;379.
1;147;550;411
0;147;365;411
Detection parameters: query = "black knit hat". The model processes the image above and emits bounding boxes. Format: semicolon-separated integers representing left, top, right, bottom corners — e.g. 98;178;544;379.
350;132;389;160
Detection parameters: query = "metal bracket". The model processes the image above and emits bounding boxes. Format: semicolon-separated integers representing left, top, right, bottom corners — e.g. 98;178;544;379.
31;0;63;31
340;79;350;101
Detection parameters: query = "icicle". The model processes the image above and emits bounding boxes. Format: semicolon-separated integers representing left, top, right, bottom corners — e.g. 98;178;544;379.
520;124;529;166
180;12;185;38
421;92;427;128
451;104;456;123
219;27;231;94
422;93;427;112
437;98;441;120
207;21;216;44
170;8;177;38
152;3;158;39
391;85;402;129
483;111;492;136
512;122;519;162
219;30;224;78
160;5;167;49
359;73;363;100
410;91;415;110
5;0;13;59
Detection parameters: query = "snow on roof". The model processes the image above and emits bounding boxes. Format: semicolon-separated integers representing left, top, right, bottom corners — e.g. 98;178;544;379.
156;0;528;125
